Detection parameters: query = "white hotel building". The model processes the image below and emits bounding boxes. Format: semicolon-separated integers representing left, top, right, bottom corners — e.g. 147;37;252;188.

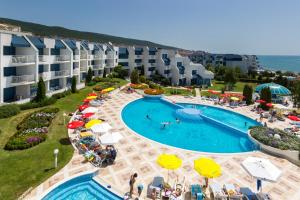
0;30;213;104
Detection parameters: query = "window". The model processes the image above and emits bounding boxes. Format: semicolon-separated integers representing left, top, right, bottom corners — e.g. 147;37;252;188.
148;59;156;63
192;70;197;75
3;46;16;55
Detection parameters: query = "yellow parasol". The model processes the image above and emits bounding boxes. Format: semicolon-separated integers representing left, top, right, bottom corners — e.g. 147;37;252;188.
230;97;240;101
86;96;97;100
101;87;115;93
85;119;102;128
194;157;221;187
157;154;182;182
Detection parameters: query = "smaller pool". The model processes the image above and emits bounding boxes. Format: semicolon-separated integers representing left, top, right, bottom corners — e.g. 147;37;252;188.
42;173;122;200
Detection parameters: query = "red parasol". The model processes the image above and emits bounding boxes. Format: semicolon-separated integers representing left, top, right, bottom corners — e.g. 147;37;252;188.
78;104;89;111
67;120;85;129
83;99;92;103
81;112;95;119
87;93;97;96
266;103;273;107
288;115;300;121
256;99;266;103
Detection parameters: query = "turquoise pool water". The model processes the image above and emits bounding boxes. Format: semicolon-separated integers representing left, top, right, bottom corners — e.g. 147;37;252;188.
122;98;260;153
42;173;122;200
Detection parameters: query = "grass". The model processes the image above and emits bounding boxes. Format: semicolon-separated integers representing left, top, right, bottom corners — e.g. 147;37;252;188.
163;87;193;96
207;81;258;92
0;78;128;200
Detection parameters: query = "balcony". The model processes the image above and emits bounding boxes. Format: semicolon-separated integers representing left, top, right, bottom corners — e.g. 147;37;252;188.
73;68;80;75
38;55;48;63
148;55;156;59
39;72;51;80
51;70;70;78
5;75;35;86
54;55;70;62
80;53;87;59
94;54;104;60
80;66;87;72
74;55;80;61
9;55;36;65
92;65;102;70
106;54;114;59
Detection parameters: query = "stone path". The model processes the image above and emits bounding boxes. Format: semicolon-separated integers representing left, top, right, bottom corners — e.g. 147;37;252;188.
25;90;300;200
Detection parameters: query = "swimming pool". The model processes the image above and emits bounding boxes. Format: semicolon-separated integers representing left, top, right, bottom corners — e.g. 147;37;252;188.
42;173;122;200
121;97;261;153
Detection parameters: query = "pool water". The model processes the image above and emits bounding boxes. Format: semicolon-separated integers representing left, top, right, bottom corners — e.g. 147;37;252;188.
42;173;122;200
121;98;260;153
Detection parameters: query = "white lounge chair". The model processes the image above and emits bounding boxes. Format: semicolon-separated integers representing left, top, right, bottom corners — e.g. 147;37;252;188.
209;183;228;200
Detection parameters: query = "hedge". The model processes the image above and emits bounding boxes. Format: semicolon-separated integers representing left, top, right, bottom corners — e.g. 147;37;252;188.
19;97;57;110
5;107;59;150
0;104;20;119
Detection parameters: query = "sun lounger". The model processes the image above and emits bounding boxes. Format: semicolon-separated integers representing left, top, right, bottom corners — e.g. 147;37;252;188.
209;183;228;200
147;176;164;198
223;184;243;200
190;184;204;200
239;187;259;200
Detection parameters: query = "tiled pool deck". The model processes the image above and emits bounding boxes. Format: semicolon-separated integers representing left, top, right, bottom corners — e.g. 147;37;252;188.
25;90;300;200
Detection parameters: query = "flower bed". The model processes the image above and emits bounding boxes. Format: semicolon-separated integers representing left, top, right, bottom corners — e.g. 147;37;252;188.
130;83;149;89
144;88;164;95
5;107;59;150
249;126;300;165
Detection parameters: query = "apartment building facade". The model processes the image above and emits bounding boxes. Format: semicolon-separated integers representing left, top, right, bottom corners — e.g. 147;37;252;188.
118;46;214;86
0;30;213;104
0;31;118;104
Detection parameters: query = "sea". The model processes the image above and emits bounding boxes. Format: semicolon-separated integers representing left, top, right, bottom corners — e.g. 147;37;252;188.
257;55;300;73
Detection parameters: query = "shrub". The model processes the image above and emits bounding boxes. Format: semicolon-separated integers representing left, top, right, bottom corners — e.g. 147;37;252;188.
0;104;20;119
19;97;57;110
144;88;164;95
250;126;300;151
139;75;146;83
86;67;93;84
86;81;96;86
35;77;46;102
71;76;77;93
130;83;149;89
52;90;71;99
243;84;253;105
130;69;139;84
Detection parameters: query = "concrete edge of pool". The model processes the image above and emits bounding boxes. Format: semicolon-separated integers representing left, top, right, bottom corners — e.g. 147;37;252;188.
119;97;262;156
39;169;123;200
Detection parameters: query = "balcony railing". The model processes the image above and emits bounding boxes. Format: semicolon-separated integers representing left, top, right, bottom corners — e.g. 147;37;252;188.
38;72;51;80
94;54;104;60
11;55;36;64
39;55;48;62
80;54;87;59
106;54;114;59
74;55;80;60
73;68;80;75
8;74;35;84
80;67;87;71
51;70;70;77
54;55;70;62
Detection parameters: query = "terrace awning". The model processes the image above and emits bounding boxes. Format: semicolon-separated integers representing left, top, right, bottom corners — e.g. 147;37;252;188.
81;41;89;50
27;36;45;49
55;40;66;49
64;39;77;50
11;35;30;47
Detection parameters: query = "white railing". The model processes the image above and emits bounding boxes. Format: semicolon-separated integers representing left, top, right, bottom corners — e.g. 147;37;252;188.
7;74;35;84
105;54;114;59
38;55;48;62
148;55;156;59
38;72;51;80
51;70;70;77
80;53;87;59
80;67;87;71
74;55;80;60
54;55;70;62
94;54;104;60
135;55;142;59
11;55;36;64
73;68;80;75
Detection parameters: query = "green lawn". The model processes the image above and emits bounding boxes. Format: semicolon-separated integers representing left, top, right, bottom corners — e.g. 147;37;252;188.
163;87;194;96
0;78;128;200
207;81;258;92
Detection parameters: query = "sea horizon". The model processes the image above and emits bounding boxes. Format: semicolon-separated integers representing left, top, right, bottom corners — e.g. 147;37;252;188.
257;55;300;73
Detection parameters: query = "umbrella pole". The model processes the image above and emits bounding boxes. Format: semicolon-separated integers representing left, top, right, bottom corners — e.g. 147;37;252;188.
205;177;208;188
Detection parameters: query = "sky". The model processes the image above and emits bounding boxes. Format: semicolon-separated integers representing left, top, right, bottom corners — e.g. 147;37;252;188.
0;0;300;55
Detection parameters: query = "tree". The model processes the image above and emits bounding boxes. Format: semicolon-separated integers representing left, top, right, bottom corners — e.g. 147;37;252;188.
139;75;146;83
292;81;300;108
71;76;77;93
36;77;46;102
260;87;272;110
112;65;128;79
86;67;93;84
130;69;139;84
243;84;253;105
224;68;237;90
102;70;106;78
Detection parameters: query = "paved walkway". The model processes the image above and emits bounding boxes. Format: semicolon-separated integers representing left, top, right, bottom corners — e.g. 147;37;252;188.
195;88;201;97
25;91;300;200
